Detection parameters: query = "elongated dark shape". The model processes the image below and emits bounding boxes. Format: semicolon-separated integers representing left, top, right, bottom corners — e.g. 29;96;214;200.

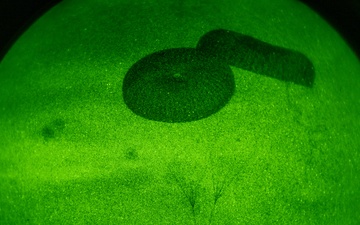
197;29;315;87
123;29;315;123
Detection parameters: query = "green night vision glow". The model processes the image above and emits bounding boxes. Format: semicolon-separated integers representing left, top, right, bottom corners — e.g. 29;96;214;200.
0;0;359;224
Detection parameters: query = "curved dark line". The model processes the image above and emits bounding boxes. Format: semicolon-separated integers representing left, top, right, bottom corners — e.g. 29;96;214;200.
0;0;62;62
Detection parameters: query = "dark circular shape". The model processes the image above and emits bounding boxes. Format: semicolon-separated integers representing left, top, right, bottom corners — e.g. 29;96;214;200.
122;48;235;123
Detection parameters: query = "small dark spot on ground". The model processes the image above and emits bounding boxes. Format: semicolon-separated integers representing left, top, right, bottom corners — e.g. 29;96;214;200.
41;118;66;140
124;147;138;160
42;126;55;139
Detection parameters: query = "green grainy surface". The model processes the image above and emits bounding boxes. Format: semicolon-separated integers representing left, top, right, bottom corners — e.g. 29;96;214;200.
0;0;360;224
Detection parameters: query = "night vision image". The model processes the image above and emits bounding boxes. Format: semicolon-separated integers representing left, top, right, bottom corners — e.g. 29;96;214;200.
0;0;359;224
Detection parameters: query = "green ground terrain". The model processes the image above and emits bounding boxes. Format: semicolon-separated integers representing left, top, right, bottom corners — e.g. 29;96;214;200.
1;0;359;224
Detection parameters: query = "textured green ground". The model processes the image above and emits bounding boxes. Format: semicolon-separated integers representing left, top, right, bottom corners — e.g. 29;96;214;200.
1;0;360;224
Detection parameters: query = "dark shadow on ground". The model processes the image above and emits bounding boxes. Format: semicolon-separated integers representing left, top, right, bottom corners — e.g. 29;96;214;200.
122;48;235;123
123;29;315;123
197;29;315;87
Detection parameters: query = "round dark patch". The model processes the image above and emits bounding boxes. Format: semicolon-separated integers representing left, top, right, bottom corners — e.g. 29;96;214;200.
122;48;235;123
124;147;138;160
42;126;55;139
41;118;66;140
